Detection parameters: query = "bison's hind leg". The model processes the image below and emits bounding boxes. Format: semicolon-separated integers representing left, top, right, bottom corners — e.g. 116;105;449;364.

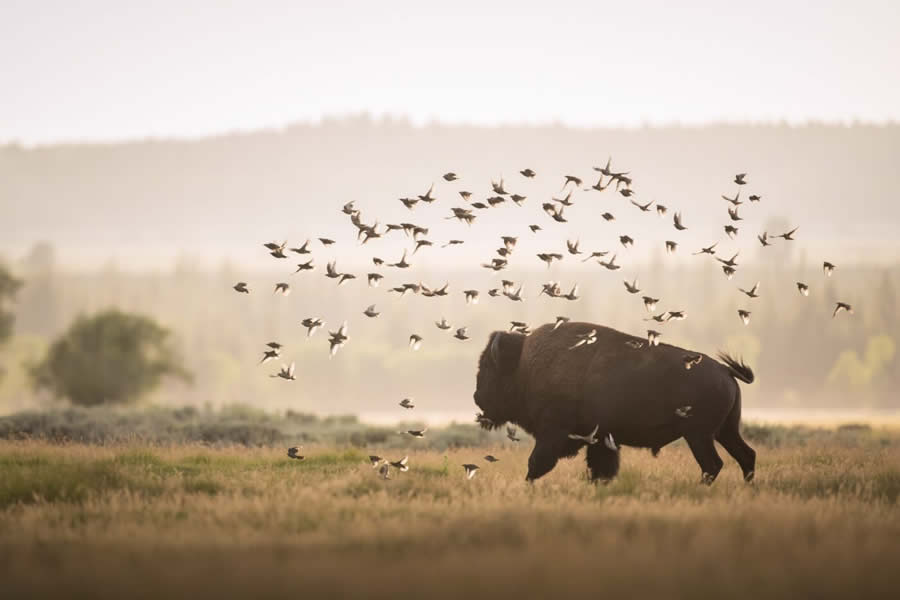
716;427;756;482
585;443;620;483
685;435;724;485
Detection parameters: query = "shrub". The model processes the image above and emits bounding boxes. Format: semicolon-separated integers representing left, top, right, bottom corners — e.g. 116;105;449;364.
30;310;191;406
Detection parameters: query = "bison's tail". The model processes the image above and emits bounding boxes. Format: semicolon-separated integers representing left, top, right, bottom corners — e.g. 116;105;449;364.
717;352;755;384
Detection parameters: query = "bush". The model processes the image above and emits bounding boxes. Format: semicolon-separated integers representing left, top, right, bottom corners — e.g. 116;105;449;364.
0;265;22;346
30;310;191;406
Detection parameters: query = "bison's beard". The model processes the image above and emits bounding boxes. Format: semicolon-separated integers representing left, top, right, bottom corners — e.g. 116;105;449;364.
475;412;504;431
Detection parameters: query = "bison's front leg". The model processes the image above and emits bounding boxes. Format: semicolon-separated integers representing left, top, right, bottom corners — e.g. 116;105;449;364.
526;438;563;482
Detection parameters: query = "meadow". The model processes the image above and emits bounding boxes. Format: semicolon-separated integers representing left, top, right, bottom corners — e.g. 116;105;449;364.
2;426;900;599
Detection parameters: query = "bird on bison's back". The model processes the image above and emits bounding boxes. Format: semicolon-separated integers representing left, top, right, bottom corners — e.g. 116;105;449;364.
471;321;756;486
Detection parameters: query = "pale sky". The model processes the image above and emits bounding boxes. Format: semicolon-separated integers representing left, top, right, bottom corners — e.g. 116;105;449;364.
2;0;899;144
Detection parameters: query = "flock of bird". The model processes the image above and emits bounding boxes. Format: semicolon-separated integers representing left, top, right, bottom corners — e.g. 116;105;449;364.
232;158;853;480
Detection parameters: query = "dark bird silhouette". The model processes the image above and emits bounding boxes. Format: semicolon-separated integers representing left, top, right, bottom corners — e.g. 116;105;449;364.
601;212;615;222
757;232;774;247
273;282;291;296
319;238;335;246
454;327;470;341
748;194;761;202
542;203;567;223
673;212;687;230
367;273;383;287
623;279;641;294
529;224;542;233
776;227;798;241
619;188;635;198
727;206;742;221
443;172;458;182
553;191;574;206
581;251;608;262
301;317;324;338
287;446;303;459
406;427;427;438
442;239;465;248
294;260;314;274
459;191;472;201
647;330;661;346
272;361;296;381
631;199;653;212
418;184;436;203
642;296;659;312
797;282;809;296
399;398;415;409
566;239;581;255
328;322;349;357
563;175;583;189
722;266;737;280
656;204;668;217
599;254;620;270
734;173;747;185
462;464;480;480
738;309;751;325
484;455;499;463
724;225;739;239
619;235;634;249
511;194;527;206
492;177;508;195
722;190;742;206
399;197;419;210
290;240;311;254
739;282;761;298
537;253;564;268
436;317;452;330
233;282;250;294
716;252;739;267
520;168;536;178
823;262;836;277
833;302;853;317
693;243;718;256
665;240;677;254
363;304;379;318
388;250;411;269
482;258;508;271
590;177;610;192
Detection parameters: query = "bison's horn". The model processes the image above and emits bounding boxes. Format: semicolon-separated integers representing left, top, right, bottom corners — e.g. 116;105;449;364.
490;332;502;367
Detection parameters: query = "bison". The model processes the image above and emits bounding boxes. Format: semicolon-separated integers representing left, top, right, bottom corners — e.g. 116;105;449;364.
473;321;756;484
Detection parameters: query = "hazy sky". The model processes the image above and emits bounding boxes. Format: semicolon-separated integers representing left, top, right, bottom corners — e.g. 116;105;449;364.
2;0;899;144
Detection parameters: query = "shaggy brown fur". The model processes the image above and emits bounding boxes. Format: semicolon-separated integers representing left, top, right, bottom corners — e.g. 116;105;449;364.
474;321;756;484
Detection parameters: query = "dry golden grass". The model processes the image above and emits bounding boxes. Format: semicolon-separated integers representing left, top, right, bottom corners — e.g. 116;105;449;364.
1;438;900;599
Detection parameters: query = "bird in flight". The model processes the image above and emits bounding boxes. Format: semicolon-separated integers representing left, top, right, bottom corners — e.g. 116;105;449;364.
233;282;250;294
833;302;853;318
739;282;761;298
568;424;601;444
462;464;480;480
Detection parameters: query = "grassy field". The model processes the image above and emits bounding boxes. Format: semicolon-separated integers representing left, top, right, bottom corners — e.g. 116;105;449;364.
1;434;900;599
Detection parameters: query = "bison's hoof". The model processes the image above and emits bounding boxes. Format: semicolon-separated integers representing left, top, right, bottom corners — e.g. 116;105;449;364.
744;470;755;483
700;472;716;485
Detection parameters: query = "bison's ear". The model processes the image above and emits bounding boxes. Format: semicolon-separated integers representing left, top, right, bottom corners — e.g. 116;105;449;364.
490;331;525;375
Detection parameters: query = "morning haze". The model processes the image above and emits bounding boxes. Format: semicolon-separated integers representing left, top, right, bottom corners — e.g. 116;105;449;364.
1;119;899;417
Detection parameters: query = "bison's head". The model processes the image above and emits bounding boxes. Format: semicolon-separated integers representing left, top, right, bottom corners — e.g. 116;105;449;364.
474;331;525;430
